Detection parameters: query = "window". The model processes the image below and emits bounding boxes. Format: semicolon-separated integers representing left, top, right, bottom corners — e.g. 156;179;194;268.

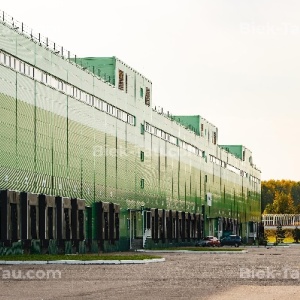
127;115;135;126
141;124;145;134
150;125;154;134
111;106;115;116
15;58;21;71
145;123;150;132
107;104;112;114
170;136;177;145
19;61;25;74
140;87;143;98
118;69;124;90
0;52;4;64
25;64;33;77
58;80;64;91
94;98;99;109
140;151;144;162
41;72;47;84
88;94;93;106
156;129;161;137
11;58;16;69
125;74;128;93
34;68;42;81
4;54;10;67
145;87;150;106
50;76;58;89
122;111;128;122
117;109;122;120
140;179;145;189
213;131;217;145
102;102;107;112
249;156;253;165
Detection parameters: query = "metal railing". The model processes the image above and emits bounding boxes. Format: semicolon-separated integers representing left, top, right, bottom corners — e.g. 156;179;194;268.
0;10;75;60
262;214;300;227
0;10;117;86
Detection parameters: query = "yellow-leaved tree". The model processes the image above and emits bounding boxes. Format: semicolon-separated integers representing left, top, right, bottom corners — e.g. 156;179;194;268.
264;191;295;214
262;180;300;214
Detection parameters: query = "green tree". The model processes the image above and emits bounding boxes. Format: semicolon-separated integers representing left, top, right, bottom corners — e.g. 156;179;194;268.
291;182;300;207
263;203;275;214
272;191;295;214
262;180;299;214
261;181;276;213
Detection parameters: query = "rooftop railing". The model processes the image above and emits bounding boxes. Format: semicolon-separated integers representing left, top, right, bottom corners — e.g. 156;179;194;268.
0;10;75;60
0;10;116;86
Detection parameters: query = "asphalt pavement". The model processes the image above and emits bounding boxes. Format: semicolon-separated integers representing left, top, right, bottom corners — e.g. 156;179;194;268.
1;245;300;299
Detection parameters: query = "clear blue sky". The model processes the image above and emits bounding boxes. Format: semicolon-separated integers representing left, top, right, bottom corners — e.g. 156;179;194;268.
1;0;300;181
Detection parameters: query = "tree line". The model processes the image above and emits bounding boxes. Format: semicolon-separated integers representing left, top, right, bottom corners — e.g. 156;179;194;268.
262;180;300;214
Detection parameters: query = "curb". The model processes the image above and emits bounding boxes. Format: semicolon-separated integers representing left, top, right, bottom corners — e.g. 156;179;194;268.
137;250;248;254
0;258;165;265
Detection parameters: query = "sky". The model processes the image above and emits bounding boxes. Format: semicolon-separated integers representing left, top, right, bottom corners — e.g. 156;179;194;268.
1;0;300;181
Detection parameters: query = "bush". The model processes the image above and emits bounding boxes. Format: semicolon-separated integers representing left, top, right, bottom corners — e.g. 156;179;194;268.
258;235;268;246
293;227;300;243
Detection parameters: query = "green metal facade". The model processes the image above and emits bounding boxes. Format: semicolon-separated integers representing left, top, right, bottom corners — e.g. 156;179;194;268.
219;145;244;160
0;14;261;246
73;57;116;86
172;115;200;136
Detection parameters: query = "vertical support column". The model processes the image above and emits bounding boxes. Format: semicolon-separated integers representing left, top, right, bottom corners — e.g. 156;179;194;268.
20;192;28;241
63;197;72;241
167;210;172;242
115;204;120;241
46;196;56;240
71;198;78;241
109;202;115;242
26;193;39;240
181;211;185;242
103;202;110;241
39;194;46;241
175;211;179;242
55;196;63;241
78;199;85;241
187;212;191;241
85;206;92;242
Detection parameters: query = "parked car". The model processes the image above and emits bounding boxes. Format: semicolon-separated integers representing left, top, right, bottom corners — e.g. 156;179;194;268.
220;235;242;247
195;236;221;247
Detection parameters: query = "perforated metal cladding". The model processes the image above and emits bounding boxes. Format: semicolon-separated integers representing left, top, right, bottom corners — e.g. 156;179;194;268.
0;83;261;222
0;24;261;231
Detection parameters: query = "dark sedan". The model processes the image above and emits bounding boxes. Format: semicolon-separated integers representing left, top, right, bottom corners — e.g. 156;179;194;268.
220;235;242;247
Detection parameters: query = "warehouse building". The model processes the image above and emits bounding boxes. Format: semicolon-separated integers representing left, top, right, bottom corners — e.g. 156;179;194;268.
0;11;261;252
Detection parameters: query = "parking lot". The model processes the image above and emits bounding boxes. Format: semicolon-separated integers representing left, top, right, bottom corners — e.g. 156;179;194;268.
1;245;300;299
